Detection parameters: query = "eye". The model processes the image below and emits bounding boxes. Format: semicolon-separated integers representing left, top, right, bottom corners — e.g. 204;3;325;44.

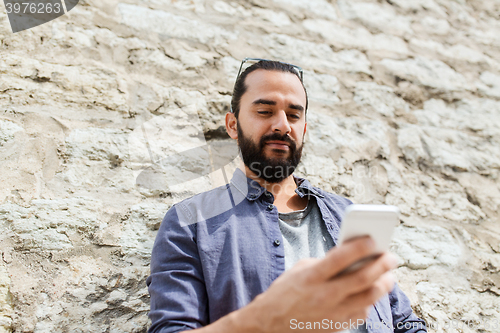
288;113;301;120
257;111;271;115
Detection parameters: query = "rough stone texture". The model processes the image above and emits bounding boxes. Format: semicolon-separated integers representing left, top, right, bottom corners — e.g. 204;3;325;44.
377;57;472;92
477;71;500;98
354;82;410;117
337;0;413;37
0;264;12;333
1;0;500;332
302;19;409;57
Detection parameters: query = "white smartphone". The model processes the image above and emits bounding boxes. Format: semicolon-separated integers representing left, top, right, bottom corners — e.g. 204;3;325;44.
336;204;400;274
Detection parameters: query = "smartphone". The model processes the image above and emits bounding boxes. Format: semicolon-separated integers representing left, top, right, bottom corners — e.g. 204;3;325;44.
336;204;400;274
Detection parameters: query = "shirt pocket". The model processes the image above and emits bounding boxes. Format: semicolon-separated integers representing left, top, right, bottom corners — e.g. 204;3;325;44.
197;214;270;283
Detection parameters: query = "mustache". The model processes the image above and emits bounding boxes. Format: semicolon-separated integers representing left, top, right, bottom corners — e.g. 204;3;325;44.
260;133;296;147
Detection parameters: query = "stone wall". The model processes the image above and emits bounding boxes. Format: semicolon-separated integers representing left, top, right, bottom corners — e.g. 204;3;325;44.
1;0;499;332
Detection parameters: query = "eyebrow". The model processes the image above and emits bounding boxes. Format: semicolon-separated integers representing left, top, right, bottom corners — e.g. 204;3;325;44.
252;99;305;112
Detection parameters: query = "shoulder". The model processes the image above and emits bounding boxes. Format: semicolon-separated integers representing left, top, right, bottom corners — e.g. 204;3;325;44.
155;184;236;246
308;185;353;219
307;185;353;227
168;182;246;227
312;186;353;207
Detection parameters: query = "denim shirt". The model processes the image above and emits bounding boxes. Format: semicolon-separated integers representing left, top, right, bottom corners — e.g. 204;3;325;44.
147;169;427;333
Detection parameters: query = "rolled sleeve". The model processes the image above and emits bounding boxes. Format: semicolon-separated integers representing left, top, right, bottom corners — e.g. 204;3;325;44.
147;206;208;333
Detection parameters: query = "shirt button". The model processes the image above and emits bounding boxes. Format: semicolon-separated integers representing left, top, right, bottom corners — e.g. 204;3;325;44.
273;239;281;246
267;204;274;211
265;192;272;198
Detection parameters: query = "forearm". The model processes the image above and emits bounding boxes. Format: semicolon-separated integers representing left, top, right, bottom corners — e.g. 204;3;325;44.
167;239;396;333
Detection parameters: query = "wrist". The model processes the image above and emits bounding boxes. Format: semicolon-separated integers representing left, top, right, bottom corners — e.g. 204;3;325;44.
228;295;269;333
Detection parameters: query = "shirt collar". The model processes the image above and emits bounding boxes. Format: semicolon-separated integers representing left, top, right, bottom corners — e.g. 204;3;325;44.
230;168;324;201
294;175;325;199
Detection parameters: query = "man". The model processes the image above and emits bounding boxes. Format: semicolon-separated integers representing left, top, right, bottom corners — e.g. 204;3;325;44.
146;59;427;333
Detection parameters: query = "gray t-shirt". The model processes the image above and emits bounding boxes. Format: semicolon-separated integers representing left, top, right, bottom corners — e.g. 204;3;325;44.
278;198;368;333
278;197;333;270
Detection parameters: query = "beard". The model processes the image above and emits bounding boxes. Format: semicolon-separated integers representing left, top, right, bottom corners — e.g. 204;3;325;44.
237;122;303;183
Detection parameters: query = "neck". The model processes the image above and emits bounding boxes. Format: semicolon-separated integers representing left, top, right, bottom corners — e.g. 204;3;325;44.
240;161;297;195
239;161;307;212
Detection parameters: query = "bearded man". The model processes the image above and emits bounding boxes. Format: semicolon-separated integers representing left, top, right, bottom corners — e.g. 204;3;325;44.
146;59;427;333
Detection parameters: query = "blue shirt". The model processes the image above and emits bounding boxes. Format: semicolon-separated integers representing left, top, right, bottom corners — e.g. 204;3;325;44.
147;169;427;333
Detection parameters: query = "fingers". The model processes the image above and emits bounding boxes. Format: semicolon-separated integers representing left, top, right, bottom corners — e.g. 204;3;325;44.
314;237;377;281
347;307;372;324
336;253;397;295
319;252;396;305
292;258;320;270
339;271;396;310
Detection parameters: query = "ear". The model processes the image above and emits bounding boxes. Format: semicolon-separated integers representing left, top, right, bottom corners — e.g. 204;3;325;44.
225;112;238;140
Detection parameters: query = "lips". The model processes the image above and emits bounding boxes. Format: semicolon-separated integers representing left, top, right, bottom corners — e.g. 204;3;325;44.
265;141;290;150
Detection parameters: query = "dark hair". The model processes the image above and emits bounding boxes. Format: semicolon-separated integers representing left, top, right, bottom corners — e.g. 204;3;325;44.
230;60;308;118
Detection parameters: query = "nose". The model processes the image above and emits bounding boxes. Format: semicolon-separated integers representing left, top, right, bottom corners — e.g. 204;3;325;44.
272;110;291;135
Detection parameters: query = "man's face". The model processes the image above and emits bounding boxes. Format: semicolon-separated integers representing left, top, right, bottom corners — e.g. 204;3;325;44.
235;69;307;183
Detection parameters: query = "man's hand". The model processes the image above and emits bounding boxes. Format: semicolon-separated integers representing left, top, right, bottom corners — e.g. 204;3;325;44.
195;237;397;333
234;237;396;332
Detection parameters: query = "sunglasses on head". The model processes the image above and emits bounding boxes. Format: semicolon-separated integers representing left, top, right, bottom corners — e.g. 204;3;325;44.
235;57;304;82
230;58;304;114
